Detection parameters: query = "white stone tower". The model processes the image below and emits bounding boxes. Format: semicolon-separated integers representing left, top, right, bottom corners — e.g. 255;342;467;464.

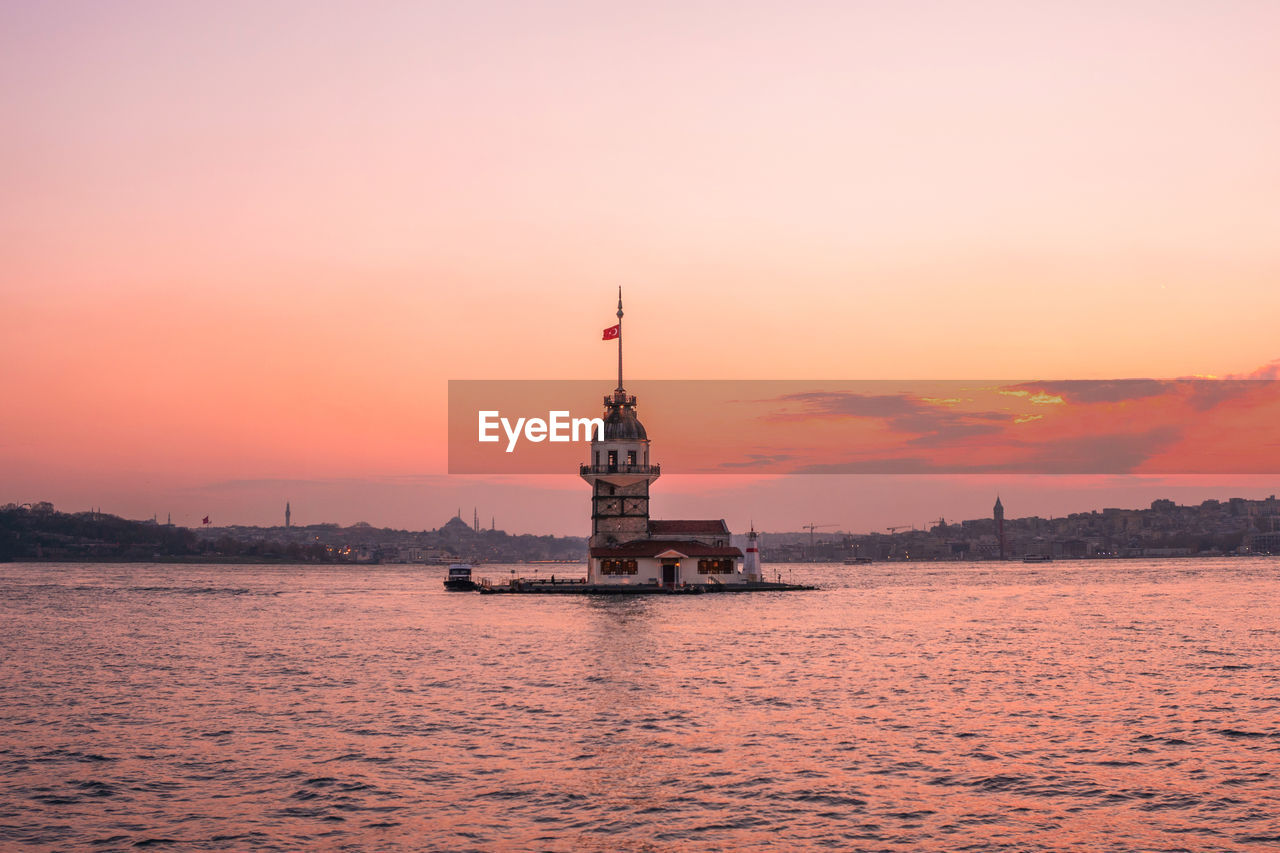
580;288;660;548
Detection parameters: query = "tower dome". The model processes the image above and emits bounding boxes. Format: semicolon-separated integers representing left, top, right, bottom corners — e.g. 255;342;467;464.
602;393;647;440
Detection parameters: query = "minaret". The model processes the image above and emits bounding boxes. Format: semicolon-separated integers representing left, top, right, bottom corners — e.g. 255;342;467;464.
994;495;1006;560
581;288;660;549
285;502;291;528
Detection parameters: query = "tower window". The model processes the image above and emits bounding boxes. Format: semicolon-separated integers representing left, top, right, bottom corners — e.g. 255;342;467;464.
608;450;617;470
627;450;636;466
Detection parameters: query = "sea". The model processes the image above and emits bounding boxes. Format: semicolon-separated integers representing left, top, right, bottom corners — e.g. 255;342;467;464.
2;558;1278;851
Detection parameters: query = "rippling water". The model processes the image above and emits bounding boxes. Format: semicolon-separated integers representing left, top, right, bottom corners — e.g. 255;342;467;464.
2;559;1279;851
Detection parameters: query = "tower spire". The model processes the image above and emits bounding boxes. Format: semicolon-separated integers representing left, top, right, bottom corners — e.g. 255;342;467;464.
616;286;624;393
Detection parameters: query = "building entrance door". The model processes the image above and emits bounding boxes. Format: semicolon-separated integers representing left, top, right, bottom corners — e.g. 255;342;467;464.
661;562;678;588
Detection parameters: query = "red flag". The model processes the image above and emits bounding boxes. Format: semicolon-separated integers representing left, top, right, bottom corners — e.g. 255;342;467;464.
202;516;210;525
602;324;620;340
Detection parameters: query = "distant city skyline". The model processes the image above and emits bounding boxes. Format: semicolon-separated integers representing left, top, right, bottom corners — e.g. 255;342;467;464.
12;475;1280;541
3;2;1278;533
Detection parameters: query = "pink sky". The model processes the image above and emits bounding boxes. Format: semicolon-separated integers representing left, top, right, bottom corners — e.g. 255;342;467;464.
3;1;1279;533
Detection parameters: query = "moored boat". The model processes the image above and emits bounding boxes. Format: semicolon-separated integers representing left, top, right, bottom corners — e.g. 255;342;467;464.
444;563;479;591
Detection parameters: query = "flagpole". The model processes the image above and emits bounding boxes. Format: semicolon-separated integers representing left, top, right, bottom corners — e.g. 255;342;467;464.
616;286;624;393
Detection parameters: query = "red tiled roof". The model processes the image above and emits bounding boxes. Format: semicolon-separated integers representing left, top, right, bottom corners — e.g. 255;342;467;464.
647;519;729;536
589;539;743;559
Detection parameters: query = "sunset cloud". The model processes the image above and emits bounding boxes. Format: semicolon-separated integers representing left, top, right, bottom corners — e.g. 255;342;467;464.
439;379;1280;477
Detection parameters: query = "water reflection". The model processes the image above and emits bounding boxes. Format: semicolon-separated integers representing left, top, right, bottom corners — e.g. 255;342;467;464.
1;559;1278;850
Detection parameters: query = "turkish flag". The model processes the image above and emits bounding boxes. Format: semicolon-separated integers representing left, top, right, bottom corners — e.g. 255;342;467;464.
602;324;620;340
202;516;210;525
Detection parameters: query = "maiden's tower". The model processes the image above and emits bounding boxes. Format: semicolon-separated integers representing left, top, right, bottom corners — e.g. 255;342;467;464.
579;290;765;589
480;291;809;594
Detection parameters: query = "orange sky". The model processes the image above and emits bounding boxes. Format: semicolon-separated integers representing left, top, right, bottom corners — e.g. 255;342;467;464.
3;1;1279;532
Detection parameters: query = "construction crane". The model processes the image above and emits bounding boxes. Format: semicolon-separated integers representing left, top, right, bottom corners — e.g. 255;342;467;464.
802;523;838;558
886;525;914;533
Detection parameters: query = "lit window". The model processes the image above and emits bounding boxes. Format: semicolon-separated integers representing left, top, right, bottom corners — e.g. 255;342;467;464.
600;558;638;575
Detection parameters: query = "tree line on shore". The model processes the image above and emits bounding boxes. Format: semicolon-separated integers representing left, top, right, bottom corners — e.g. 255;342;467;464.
0;504;349;563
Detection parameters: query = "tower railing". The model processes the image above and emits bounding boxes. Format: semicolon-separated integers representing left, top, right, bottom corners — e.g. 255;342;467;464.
580;463;660;476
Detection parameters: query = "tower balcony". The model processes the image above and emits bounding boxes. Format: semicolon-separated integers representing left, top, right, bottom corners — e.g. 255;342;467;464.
580;463;660;477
